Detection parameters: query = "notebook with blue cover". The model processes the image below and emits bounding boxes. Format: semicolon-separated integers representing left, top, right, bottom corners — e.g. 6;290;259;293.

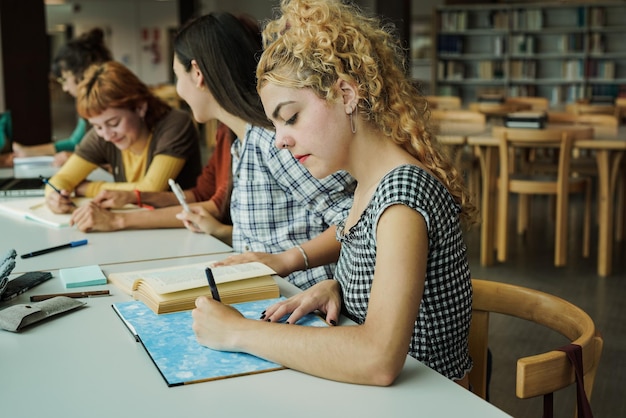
112;297;328;386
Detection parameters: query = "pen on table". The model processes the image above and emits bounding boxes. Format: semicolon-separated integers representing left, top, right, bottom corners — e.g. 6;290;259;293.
204;267;221;302
20;239;88;259
30;290;111;302
39;175;77;207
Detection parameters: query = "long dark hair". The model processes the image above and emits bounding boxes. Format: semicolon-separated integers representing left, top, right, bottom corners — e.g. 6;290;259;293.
173;12;272;130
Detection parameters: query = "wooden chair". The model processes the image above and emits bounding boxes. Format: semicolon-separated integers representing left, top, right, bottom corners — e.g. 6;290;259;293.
150;84;182;109
506;96;549;111
431;110;485;205
426;95;462;110
566;102;619;118
469;279;603;417
548;112;619;127
495;127;593;266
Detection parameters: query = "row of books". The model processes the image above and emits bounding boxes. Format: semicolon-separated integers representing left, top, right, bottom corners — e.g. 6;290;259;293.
440;6;622;33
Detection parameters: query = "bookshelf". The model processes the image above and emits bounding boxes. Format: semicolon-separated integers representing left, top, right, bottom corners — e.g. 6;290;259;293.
432;2;626;106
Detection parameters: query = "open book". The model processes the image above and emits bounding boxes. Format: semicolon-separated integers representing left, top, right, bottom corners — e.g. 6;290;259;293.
112;298;328;386
107;261;280;314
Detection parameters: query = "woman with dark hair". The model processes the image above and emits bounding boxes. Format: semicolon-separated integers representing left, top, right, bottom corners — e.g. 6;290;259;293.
13;28;112;166
171;12;355;290
45;61;201;213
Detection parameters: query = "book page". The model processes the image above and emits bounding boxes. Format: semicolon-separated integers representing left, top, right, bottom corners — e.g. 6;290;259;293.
0;197;145;228
0;197;90;227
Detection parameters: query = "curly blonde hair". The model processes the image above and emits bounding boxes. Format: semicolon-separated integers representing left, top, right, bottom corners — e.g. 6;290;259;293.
257;0;477;226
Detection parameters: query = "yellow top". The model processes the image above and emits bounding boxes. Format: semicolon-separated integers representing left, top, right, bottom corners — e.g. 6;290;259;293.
46;152;185;197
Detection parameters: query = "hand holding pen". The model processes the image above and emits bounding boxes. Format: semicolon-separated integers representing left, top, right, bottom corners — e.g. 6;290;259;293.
40;175;77;210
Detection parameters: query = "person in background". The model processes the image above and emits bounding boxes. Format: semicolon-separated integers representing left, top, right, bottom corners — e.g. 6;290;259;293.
172;12;354;290
69;121;233;245
191;0;477;387
12;28;112;166
45;61;202;213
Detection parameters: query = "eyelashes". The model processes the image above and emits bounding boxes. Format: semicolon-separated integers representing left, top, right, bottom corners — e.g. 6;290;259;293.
285;113;298;125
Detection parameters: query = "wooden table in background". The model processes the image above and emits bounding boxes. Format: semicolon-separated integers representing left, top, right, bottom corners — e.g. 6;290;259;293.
468;125;626;277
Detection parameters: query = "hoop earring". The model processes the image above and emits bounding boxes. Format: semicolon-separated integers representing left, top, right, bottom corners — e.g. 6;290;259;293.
349;110;357;134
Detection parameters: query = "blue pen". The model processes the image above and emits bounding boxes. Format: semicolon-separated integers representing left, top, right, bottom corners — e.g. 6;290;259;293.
21;239;88;259
39;175;77;207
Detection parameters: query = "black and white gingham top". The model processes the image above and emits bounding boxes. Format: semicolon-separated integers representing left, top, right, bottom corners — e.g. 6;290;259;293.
335;164;472;380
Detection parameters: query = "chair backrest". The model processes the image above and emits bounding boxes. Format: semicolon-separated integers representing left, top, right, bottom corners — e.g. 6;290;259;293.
431;109;486;125
506;96;549;111
469;279;603;409
426;95;462;110
548;111;619;127
567;102;618;117
150;84;182;109
495;126;592;178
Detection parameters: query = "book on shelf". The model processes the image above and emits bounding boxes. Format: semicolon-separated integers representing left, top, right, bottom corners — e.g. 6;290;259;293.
112;297;329;386
107;261;280;314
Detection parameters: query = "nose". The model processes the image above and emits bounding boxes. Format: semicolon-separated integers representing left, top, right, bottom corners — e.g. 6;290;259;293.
274;129;289;150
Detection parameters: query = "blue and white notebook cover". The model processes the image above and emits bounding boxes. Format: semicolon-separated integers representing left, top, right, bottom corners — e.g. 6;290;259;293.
112;297;328;386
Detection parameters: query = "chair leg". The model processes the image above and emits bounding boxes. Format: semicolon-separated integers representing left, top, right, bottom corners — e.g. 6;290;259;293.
554;191;569;267
583;179;591;258
615;172;625;242
497;187;509;263
517;195;530;235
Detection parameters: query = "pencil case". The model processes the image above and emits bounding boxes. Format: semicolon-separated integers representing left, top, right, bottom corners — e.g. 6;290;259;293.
0;296;85;332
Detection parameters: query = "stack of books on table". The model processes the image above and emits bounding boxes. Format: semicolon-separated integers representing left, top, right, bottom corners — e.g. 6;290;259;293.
504;111;547;129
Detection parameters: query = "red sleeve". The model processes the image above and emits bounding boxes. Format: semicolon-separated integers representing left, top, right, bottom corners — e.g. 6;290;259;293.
191;123;233;213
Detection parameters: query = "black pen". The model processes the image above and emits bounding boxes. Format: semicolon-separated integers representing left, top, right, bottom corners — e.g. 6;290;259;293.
21;239;88;259
204;267;221;302
40;175;77;207
30;290;111;302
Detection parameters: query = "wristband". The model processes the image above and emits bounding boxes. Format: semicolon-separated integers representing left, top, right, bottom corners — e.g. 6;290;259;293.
134;189;154;210
295;245;309;271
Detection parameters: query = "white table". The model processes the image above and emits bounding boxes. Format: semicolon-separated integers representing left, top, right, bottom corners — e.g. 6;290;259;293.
0;255;511;418
1;213;232;274
1;165;233;273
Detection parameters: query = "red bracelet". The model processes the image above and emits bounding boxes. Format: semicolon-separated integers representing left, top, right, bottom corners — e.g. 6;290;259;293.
134;189;154;210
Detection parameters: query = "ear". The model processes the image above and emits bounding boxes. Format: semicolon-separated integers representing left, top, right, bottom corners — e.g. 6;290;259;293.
337;79;358;114
190;59;205;89
137;101;148;118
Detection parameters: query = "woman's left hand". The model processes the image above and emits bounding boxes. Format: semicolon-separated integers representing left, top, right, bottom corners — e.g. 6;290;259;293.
262;279;342;326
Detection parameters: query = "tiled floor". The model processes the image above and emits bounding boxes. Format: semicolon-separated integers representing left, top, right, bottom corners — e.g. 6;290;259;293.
51;94;624;418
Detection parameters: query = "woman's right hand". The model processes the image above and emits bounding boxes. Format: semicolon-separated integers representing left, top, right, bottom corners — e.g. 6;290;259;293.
176;205;223;235
45;189;75;214
92;190;135;209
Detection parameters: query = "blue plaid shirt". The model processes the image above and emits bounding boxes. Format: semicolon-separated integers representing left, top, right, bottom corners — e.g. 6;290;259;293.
230;125;355;289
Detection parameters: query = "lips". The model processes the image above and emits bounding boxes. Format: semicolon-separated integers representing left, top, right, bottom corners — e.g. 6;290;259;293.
293;154;310;164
